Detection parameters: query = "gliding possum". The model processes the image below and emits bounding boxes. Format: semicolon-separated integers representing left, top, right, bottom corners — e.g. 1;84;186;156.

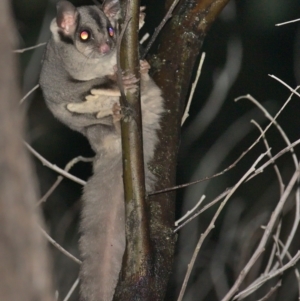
39;1;164;300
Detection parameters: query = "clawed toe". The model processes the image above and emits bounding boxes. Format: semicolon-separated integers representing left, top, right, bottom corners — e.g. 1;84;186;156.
140;60;150;74
122;74;139;92
112;103;122;121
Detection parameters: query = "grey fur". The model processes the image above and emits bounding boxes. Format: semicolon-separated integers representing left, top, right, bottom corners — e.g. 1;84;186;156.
39;1;164;301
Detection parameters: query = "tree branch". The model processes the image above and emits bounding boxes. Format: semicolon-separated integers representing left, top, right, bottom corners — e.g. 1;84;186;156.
113;0;153;299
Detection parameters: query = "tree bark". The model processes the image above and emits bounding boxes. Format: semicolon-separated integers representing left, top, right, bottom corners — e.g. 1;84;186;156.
148;0;231;300
0;1;54;300
113;0;154;299
114;0;231;300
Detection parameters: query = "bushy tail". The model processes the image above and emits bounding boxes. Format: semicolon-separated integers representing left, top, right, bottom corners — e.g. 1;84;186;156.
79;156;125;301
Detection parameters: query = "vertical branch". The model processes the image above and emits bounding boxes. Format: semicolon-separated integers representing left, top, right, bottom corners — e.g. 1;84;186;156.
114;0;231;299
114;0;153;299
0;1;54;300
146;0;231;299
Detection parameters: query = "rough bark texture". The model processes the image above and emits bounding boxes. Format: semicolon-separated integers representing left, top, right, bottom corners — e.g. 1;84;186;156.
0;1;54;300
115;0;231;300
148;0;231;300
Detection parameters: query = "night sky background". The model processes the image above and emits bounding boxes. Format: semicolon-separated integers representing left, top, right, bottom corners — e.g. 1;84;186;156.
12;0;300;300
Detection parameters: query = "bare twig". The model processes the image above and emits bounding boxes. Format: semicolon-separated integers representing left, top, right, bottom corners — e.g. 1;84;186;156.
277;239;300;298
19;84;39;104
210;201;244;300
142;0;181;58
39;226;82;265
238;93;298;164
264;221;282;274
177;152;267;301
251;120;284;194
24;142;86;185
250;120;285;279
14;42;46;53
247;140;300;180
175;195;205;226
174;188;230;232
62;277;80;301
37;156;93;206
256;281;282;301
262;79;300;266
234;251;300;300
222;165;300;301
181;53;206;125
274;185;300;270
269;75;300;98
276;18;300;26
272;234;284;269
183;37;242;146
153;135;300;200
234;91;295;169
153;90;295;196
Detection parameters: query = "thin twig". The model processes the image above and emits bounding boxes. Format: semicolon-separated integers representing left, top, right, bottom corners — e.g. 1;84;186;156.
62;277;80;301
234;91;295;170
248;138;300;180
183;37;242;147
272;234;284;269
19;84;39;104
175;195;205;226
152;89;295;196
24;142;86;185
152;137;300;196
277;239;300;299
142;0;181;58
264;221;282;274
269;75;300;98
276;18;300;26
239;93;296;188
242;234;300;301
251;120;284;194
37;156;93;206
14;42;46;53
251;120;285;277
238;92;298;164
263;78;300;266
234;251;300;300
222;164;300;301
177;152;267;301
256;281;282;301
174;188;230;232
37;177;63;206
276;183;300;268
181;52;206;125
39;226;82;265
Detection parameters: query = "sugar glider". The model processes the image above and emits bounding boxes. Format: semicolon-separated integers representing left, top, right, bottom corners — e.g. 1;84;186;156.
39;1;164;300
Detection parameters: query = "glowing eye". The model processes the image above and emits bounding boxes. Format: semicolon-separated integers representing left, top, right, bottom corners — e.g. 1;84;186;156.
80;30;91;41
108;27;114;37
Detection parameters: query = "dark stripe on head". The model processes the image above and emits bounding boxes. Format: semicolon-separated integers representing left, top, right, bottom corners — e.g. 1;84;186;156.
58;31;74;45
75;13;81;34
87;7;105;29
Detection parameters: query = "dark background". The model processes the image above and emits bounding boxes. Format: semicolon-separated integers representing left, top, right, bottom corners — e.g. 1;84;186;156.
12;0;300;300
